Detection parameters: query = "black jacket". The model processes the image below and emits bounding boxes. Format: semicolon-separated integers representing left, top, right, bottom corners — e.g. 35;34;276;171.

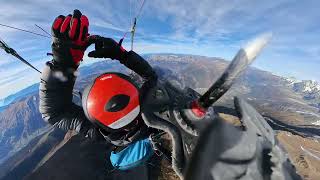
39;51;157;139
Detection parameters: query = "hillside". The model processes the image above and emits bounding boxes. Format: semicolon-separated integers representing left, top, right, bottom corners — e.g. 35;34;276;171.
0;93;47;164
0;54;319;179
0;84;39;109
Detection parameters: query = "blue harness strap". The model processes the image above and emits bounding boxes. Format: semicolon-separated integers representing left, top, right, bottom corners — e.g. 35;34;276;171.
110;138;154;170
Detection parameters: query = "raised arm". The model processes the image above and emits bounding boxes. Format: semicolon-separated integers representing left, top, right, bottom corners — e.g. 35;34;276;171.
39;10;95;136
87;36;158;83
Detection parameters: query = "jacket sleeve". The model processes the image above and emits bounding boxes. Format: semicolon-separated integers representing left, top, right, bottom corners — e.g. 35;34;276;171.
119;51;158;95
120;51;157;82
39;62;94;135
39;51;155;136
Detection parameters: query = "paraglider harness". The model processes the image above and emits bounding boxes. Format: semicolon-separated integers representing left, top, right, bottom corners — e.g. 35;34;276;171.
0;5;300;180
98;123;172;171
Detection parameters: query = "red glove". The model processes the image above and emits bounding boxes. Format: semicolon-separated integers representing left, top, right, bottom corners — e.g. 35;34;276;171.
51;9;94;68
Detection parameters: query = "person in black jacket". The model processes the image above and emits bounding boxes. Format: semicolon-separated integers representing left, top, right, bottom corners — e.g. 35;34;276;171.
39;9;157;146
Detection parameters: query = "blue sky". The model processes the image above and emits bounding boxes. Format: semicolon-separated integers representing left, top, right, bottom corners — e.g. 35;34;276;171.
0;0;319;98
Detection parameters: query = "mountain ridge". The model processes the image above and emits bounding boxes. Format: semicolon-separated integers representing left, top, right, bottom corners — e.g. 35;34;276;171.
1;54;319;112
0;54;319;179
0;83;39;110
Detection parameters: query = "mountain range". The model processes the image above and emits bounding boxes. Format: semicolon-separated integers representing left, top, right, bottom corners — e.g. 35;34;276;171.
0;92;48;164
0;54;319;179
0;84;39;110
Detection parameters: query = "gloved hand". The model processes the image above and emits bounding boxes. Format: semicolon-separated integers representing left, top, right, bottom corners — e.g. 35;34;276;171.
51;9;95;69
88;36;128;61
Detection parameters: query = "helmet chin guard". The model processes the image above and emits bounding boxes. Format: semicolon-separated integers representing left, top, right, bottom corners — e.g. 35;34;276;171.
82;72;140;132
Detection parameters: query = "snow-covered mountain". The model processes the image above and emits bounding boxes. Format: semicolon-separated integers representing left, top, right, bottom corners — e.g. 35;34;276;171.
281;77;320;107
281;77;300;86
0;54;319;179
144;54;224;63
281;77;320;94
293;80;320;94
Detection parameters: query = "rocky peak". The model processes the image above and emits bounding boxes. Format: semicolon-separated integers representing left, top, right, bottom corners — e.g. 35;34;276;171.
293;80;320;94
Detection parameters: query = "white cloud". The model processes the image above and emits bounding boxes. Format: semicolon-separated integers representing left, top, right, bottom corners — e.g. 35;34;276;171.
0;0;319;98
143;0;319;61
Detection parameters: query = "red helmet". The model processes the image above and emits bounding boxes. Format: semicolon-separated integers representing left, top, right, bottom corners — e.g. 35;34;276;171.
82;73;140;131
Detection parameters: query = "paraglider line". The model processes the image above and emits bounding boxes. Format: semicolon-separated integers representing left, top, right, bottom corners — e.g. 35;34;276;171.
119;0;146;50
0;37;42;73
35;24;51;36
0;23;50;38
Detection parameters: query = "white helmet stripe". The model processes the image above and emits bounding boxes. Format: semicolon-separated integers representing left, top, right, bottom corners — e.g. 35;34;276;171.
108;106;140;129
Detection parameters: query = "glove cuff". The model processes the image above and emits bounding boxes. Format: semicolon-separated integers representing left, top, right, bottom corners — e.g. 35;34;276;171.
52;42;79;69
